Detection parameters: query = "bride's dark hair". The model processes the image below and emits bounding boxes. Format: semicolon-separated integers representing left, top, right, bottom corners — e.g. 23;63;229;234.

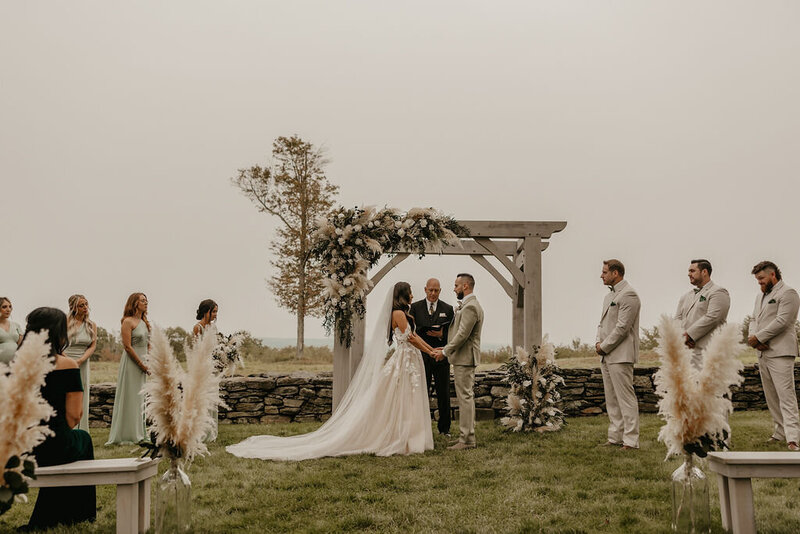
388;281;415;344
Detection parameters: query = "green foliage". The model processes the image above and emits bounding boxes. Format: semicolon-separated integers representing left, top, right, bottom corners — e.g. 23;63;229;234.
94;326;121;361
164;326;190;362
640;325;660;351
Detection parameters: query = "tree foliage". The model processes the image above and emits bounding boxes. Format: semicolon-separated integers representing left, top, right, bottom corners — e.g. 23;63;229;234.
232;135;339;357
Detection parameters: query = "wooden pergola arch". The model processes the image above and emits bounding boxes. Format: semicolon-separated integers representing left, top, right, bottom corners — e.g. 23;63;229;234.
332;220;568;408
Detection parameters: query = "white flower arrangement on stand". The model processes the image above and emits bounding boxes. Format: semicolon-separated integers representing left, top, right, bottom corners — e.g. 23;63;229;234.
312;205;467;346
0;332;56;515
499;337;566;432
212;331;245;377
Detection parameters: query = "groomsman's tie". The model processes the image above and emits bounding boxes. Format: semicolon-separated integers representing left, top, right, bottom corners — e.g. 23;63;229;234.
429;302;435;315
456;301;463;312
694;288;701;294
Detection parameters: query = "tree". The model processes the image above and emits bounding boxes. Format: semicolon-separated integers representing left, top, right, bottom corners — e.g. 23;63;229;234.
164;326;190;361
639;325;660;352
232;135;339;358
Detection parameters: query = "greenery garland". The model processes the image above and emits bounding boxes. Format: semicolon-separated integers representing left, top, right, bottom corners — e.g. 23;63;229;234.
499;340;566;432
311;206;468;346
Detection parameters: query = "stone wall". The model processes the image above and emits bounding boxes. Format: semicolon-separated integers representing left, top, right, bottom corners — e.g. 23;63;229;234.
87;364;799;427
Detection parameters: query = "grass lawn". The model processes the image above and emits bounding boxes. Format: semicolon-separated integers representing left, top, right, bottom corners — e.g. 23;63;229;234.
2;412;798;533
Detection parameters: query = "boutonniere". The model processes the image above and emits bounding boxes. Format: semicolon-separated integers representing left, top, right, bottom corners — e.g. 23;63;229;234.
610;302;616;307
769;299;777;304
699;296;707;302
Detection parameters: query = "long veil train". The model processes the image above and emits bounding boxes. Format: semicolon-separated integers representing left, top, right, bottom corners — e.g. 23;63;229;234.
226;287;433;461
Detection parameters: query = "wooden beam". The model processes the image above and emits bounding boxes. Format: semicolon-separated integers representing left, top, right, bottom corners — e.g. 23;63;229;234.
460;221;567;239
474;237;526;287
470;255;514;298
367;253;410;294
523;236;543;351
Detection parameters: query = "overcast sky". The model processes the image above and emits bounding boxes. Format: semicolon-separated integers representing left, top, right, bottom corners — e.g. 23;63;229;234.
2;2;799;346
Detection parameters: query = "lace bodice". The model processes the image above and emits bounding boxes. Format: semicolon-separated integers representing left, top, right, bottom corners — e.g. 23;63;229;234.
393;325;413;345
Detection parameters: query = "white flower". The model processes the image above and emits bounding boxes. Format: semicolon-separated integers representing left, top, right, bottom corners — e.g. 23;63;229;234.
335;228;343;235
419;219;428;227
331;298;339;305
397;229;406;237
394;220;402;228
523;380;532;387
337;213;345;219
355;238;363;245
353;225;362;232
534;417;542;425
338;271;345;277
402;218;415;229
338;238;345;245
338;288;348;296
535;390;543;398
343;278;353;286
339;300;347;308
367;222;374;228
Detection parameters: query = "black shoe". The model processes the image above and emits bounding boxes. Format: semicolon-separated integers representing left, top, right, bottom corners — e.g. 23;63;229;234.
438;431;452;438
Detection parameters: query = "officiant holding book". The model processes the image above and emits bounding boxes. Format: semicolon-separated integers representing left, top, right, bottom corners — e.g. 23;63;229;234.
410;278;455;436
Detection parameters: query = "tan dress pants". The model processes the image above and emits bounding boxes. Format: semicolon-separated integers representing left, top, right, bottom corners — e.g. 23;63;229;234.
758;355;800;443
600;361;639;448
453;364;476;445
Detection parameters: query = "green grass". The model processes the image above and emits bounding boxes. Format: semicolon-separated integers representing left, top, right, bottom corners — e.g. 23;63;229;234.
2;412;798;533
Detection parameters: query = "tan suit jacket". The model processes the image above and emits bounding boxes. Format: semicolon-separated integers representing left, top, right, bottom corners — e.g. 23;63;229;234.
675;281;731;353
444;295;483;367
596;280;640;364
749;280;800;358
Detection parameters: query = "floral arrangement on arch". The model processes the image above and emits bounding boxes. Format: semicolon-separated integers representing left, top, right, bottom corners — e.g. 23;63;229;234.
654;315;744;458
499;337;566;432
0;332;56;515
141;327;224;464
311;206;468;346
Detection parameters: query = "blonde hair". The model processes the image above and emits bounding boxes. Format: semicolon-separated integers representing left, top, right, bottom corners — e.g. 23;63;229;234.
122;292;151;331
67;294;96;342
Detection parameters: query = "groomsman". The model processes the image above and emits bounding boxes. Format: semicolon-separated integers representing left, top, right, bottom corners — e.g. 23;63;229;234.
410;278;455;436
596;259;641;450
434;273;483;451
675;259;731;370
747;261;800;451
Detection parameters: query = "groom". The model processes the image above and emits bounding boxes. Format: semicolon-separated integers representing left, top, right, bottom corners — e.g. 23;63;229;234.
434;273;483;450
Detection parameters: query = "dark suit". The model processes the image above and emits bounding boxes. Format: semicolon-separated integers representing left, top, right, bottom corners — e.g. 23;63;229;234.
410;298;455;434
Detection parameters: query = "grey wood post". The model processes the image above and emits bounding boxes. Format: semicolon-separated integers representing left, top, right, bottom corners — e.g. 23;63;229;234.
512;244;524;350
523;236;543;351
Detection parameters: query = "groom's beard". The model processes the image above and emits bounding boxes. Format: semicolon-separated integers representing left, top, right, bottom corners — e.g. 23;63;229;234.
456;290;464;300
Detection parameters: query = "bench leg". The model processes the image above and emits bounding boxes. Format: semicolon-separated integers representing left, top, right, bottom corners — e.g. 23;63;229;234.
728;477;756;534
138;478;151;534
116;483;139;534
717;475;732;532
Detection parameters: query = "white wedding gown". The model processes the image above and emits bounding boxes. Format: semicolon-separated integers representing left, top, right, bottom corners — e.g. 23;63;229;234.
226;304;434;461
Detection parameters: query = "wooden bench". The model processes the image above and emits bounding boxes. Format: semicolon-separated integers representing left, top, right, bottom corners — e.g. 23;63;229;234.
707;451;800;534
29;458;159;534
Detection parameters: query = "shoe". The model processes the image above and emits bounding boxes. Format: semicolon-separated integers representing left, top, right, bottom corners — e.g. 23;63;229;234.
438;432;451;438
447;442;476;451
766;437;781;443
620;445;639;451
788;442;799;451
600;441;622;448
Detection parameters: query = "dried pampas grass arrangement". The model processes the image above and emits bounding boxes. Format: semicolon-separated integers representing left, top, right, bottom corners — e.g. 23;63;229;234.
0;332;56;514
142;327;224;464
654;315;744;458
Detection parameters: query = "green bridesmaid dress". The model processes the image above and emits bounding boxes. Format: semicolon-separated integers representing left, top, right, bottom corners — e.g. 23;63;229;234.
64;322;92;430
0;320;23;364
106;320;148;444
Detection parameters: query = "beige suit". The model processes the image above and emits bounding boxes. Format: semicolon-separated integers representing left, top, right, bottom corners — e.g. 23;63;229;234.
675;281;731;369
748;280;800;443
596;279;640;447
443;294;483;445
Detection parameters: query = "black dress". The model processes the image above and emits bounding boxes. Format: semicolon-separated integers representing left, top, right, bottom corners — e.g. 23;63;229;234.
26;367;96;529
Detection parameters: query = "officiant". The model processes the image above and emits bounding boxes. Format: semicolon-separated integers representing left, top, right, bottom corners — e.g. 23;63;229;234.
410;278;455;436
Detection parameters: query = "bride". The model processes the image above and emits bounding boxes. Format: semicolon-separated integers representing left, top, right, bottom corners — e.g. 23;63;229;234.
226;281;438;460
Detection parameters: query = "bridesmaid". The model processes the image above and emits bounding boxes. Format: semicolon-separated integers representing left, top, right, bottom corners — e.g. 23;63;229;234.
106;293;150;445
194;299;218;442
65;294;97;431
0;297;24;364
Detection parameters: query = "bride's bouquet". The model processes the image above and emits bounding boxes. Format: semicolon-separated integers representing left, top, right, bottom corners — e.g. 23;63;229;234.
0;332;55;515
654;315;744;458
500;338;566;432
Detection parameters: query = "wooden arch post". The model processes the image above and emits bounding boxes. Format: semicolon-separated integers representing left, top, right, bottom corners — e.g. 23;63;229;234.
332;220;567;409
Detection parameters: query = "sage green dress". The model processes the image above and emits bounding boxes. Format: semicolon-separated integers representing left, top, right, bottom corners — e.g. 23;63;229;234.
0;320;23;364
106;320;148;445
64;322;92;430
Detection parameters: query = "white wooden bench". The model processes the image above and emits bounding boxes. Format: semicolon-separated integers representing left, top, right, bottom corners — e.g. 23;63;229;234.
29;458;160;534
707;451;800;534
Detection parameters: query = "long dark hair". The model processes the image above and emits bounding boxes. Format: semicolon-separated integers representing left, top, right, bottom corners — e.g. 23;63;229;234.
21;307;69;358
196;299;218;321
122;292;151;331
388;281;415;344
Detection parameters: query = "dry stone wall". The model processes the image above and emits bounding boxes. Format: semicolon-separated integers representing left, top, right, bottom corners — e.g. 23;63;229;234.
87;364;798;427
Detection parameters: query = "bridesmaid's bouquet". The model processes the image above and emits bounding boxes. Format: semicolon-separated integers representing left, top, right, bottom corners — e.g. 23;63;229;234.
141;327;224;463
0;332;55;515
212;331;245;377
500;337;566;432
654;316;744;458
